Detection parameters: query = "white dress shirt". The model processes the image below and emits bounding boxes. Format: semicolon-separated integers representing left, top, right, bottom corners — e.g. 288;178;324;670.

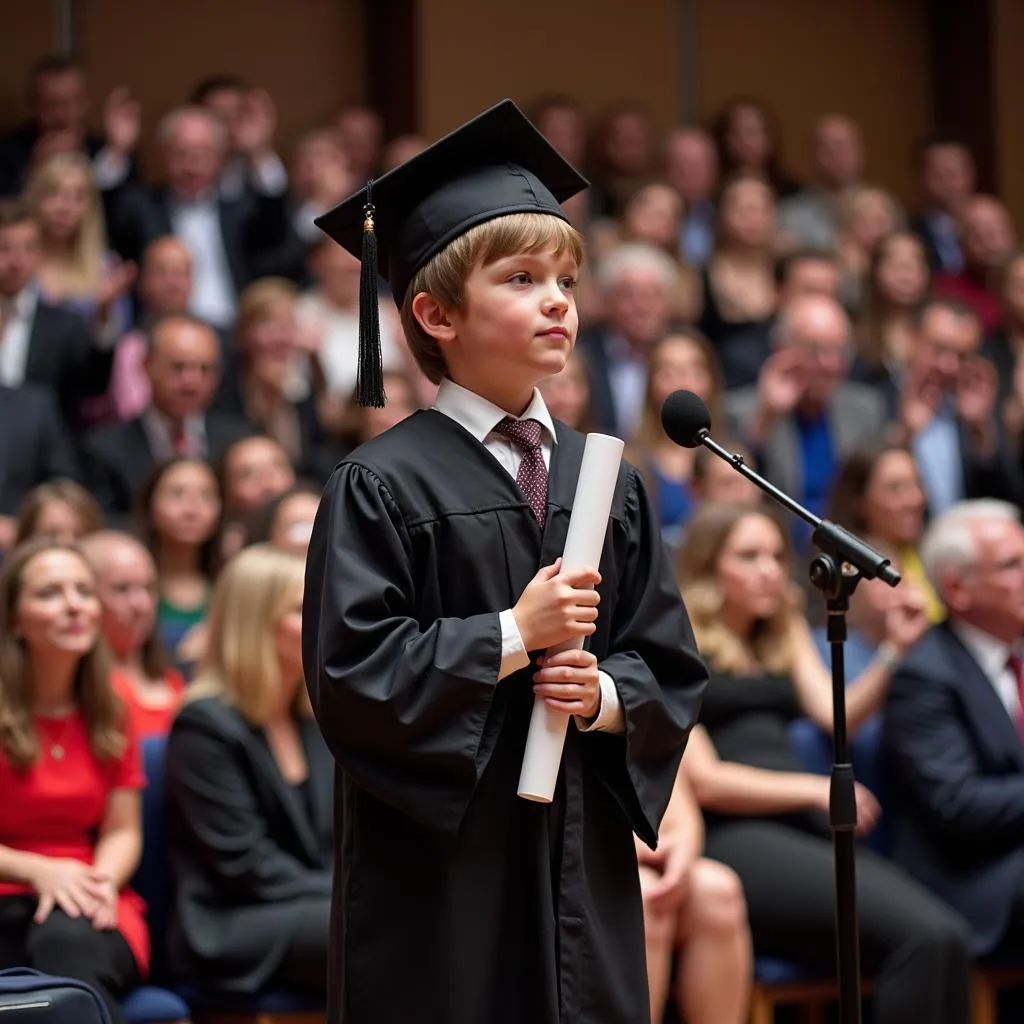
432;377;624;734
953;620;1020;720
169;192;237;329
0;288;38;387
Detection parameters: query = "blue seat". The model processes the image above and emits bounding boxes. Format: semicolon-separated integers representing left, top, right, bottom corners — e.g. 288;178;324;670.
121;735;191;1023
175;982;325;1015
754;956;822;985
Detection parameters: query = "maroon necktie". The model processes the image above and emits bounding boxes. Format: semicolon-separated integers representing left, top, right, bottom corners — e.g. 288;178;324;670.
1009;654;1024;736
495;417;548;527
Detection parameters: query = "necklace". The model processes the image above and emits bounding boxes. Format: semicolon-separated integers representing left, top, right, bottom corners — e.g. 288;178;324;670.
39;714;74;761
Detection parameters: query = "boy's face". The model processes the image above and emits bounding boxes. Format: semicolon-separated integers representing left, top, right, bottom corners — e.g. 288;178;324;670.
444;246;579;403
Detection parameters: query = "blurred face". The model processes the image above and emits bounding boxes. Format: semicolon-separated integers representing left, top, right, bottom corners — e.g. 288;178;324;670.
146;321;220;420
726;105;770;168
780;258;840;304
605;265;671;346
150;462;221;547
604;112;650;175
716;514;788;625
945;519;1024;641
876;235;928;308
696;457;762;506
291;131;352;201
337;108;383;175
224;438;295;514
244;299;299;379
665;131;717;203
37;167;89;241
962;199;1016;271
784;298;851;405
538;107;585;166
850;573;923;638
0;220;42;297
1002;258;1024;323
313;242;362;307
650;336;713;407
382;134;428;173
15;550;100;659
922;144;974;212
163;112;224;201
849;191;895;250
273;582;305;686
625;185;682;250
538;358;590;429
720;179;775;248
34;70;87;136
860;450;926;546
91;542;158;657
29;500;90;546
361;379;418;441
140;240;192;314
202;86;245;151
270;493;320;557
815;117;862;188
913;306;980;390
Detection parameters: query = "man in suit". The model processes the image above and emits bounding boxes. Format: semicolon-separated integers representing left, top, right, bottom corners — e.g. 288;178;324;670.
884;500;1024;957
892;297;1024;515
726;292;886;520
0;383;81;551
82;313;251;520
909;139;974;275
0;199;113;429
98;103;291;330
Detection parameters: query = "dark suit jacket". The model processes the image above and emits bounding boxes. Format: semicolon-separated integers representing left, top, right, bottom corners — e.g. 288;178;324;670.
0;124;110;198
21;300;113;430
81;411;252;519
0;384;81;515
576;324;630;437
884;622;1024;954
101;181;291;294
909;211;961;274
724;382;887;499
164;697;333;993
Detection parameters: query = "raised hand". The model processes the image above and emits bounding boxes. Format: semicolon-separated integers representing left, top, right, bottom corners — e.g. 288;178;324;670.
103;87;141;156
235;88;277;159
956;355;998;434
757;346;806;418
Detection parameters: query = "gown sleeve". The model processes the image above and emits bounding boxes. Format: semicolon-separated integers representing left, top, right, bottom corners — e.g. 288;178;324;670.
302;462;503;835
587;467;707;848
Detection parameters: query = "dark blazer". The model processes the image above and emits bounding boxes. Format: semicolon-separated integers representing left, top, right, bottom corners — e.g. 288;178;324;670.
21;300;113;430
884;622;1024;955
0;125;111;198
576;324;629;437
81;411;252;519
101;181;292;293
909;211;961;274
0;384;81;515
164;697;333;994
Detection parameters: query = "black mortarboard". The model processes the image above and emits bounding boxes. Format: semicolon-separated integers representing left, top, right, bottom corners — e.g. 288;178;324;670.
314;98;589;406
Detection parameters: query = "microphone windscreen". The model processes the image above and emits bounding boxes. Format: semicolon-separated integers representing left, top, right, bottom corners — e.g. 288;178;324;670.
660;390;712;449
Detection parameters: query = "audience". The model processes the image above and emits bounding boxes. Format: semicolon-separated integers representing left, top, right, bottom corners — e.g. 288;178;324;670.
710;97;798;200
245;485;322;558
536;349;594;431
0;541;147;1024
165;545;331;999
662;127;718;266
911;138;975;274
13;479;105;549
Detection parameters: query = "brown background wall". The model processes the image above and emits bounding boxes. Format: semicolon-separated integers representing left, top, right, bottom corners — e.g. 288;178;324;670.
992;0;1024;228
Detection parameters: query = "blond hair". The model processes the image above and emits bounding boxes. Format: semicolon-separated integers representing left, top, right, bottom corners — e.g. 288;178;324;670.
400;212;584;384
23;151;107;296
237;277;298;337
186;544;310;726
677;502;802;675
0;540;124;769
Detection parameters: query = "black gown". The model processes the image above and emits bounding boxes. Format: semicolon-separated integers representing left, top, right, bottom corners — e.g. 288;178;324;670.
302;409;707;1024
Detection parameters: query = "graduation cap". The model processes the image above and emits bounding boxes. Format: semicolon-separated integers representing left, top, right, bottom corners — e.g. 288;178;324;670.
314;99;589;406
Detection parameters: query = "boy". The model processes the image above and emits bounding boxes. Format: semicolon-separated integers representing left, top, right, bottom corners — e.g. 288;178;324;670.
302;100;707;1024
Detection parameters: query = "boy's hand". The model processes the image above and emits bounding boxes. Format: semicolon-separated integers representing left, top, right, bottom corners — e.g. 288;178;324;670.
533;649;600;720
512;560;601;652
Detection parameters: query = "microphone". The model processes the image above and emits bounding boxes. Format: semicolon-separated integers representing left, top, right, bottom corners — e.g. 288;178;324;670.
660;390;901;588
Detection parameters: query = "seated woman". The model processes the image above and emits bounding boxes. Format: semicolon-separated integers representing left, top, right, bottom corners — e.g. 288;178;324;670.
79;531;184;738
639;772;750;1024
14;479;105;548
676;502;972;1024
537;349;595;432
165;544;332;999
246;485;322;559
0;541;147;1024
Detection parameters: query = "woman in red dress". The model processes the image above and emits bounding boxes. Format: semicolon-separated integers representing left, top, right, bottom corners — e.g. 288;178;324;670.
80;530;185;737
0;540;148;1024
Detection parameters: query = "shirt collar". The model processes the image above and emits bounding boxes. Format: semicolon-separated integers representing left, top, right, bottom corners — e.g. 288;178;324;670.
433;377;557;447
6;286;38;320
952;620;1015;680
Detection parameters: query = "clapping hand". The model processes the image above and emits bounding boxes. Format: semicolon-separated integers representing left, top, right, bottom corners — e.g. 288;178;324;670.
956;356;998;444
757;347;807;418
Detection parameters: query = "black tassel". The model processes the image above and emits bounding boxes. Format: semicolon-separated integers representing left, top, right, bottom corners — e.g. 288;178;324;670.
357;183;386;407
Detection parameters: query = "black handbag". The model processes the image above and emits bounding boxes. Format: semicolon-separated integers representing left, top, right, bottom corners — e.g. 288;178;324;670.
0;968;112;1023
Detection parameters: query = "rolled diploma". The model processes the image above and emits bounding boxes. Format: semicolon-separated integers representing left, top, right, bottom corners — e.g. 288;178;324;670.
517;432;625;803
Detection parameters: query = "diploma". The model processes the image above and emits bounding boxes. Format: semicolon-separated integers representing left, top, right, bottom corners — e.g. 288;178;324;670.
517;432;625;803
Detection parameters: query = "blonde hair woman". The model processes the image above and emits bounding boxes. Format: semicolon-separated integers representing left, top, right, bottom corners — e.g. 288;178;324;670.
164;544;332;1000
23;152;135;329
675;502;971;1024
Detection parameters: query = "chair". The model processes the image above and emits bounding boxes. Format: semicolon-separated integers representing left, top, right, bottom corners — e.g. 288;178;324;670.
121;734;191;1024
175;984;325;1024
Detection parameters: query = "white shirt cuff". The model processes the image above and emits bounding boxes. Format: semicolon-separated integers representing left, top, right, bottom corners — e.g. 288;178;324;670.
93;147;130;190
251;152;288;196
497;609;530;681
576;671;624;734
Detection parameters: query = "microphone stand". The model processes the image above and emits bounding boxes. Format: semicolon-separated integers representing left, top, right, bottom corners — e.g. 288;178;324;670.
696;431;900;1024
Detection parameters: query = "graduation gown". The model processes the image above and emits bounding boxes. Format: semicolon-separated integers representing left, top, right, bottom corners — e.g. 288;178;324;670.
302;410;707;1024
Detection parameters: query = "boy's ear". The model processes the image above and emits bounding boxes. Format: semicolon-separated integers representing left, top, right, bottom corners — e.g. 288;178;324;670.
411;292;457;345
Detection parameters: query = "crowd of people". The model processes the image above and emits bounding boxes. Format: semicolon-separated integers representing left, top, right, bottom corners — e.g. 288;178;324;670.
2;51;1024;1024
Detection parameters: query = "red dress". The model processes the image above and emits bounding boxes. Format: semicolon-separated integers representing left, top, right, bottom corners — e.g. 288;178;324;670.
0;713;150;976
111;669;185;738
